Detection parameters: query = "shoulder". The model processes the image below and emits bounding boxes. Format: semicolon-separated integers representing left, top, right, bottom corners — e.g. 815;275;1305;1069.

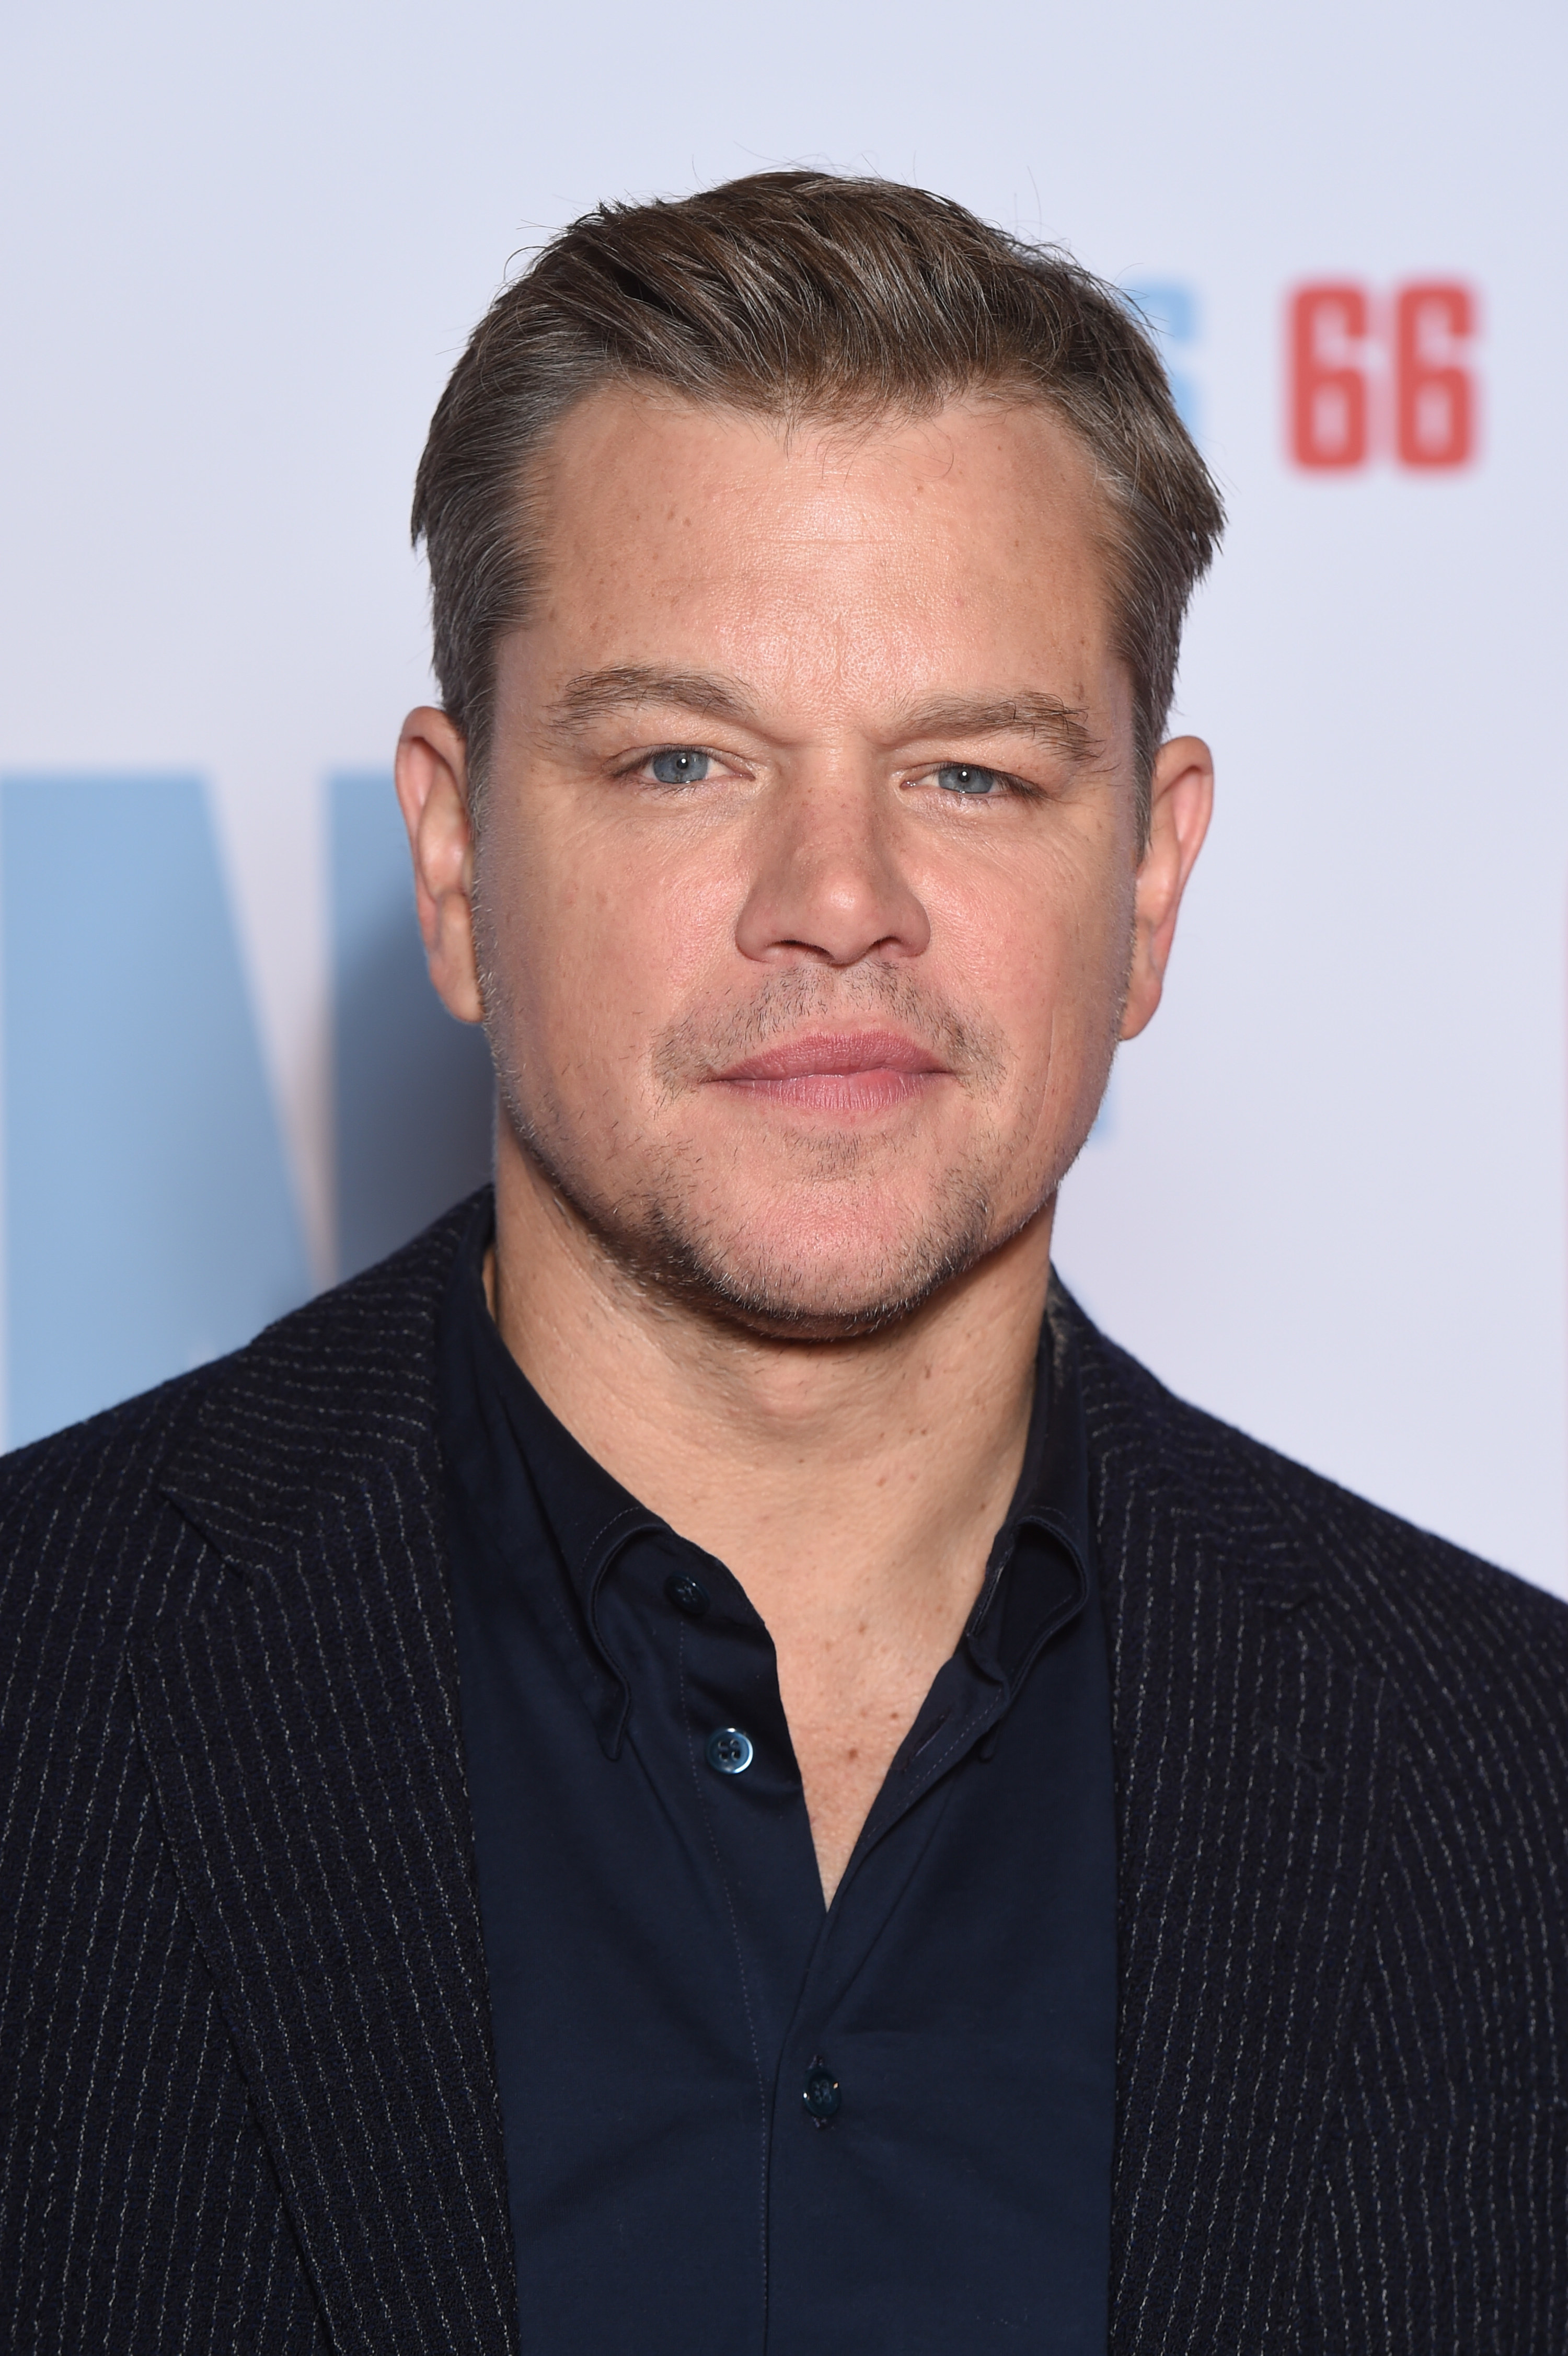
1056;1280;1568;1696
0;1194;480;1661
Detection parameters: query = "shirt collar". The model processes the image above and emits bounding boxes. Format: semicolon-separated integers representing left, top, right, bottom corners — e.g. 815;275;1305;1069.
962;1291;1094;1699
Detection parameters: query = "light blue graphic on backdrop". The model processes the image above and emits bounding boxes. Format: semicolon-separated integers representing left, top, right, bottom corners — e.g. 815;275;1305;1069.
331;775;493;1282
1124;281;1199;438
2;776;310;1446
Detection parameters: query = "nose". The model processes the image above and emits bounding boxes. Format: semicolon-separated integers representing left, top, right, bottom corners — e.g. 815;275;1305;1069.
733;767;931;969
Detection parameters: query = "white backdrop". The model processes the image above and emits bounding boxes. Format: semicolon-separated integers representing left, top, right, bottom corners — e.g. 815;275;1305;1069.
3;0;1564;1595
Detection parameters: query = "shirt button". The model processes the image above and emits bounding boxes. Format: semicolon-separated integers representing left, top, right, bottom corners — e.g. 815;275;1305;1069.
705;1727;754;1775
802;2060;841;2126
664;1571;710;1618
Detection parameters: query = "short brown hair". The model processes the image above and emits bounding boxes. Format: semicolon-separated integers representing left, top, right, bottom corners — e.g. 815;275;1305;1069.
412;171;1224;828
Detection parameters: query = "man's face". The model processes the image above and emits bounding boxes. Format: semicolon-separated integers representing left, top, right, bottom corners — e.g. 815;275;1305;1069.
439;388;1179;1336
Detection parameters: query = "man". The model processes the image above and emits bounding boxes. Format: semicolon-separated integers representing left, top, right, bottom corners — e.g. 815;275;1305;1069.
2;173;1564;2356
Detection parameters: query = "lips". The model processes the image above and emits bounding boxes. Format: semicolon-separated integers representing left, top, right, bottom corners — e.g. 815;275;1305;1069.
711;1030;951;1112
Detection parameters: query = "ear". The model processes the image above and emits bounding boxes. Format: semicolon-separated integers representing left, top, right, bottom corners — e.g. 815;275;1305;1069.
394;706;485;1026
1119;734;1214;1042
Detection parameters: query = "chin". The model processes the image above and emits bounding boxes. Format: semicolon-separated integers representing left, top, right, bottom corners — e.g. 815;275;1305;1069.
633;1191;1003;1341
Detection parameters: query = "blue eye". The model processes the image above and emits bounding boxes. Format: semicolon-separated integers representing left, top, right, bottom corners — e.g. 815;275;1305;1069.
648;748;711;785
935;763;1000;796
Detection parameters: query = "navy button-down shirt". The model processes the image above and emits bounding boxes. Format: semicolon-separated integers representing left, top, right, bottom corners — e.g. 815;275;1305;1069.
439;1197;1116;2354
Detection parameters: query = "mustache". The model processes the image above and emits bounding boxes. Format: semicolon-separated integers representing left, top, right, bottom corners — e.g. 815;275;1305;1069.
650;965;1006;1096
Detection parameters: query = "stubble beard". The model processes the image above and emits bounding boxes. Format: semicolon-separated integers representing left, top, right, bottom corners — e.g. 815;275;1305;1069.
486;964;1053;1342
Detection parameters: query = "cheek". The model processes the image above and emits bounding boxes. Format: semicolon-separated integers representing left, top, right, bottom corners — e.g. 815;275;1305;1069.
936;847;1132;1057
483;815;744;1065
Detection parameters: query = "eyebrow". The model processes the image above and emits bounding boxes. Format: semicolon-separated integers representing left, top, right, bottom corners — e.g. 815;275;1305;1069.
892;693;1101;764
541;666;759;735
541;666;1100;764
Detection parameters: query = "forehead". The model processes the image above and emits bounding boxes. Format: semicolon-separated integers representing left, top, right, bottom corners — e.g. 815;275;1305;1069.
517;385;1120;715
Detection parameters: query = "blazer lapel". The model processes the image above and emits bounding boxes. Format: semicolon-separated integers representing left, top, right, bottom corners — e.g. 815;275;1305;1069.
1075;1313;1400;2353
130;1215;516;2356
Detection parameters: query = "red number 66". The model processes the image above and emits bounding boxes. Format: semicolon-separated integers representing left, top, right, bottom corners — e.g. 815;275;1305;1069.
1290;282;1477;471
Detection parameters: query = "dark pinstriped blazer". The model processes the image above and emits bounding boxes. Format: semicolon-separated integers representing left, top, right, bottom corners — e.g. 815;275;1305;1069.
3;1197;1566;2353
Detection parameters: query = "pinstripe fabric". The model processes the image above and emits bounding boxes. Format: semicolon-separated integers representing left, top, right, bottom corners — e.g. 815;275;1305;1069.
1;1372;331;2352
2;1210;513;2356
3;1194;1565;2351
1078;1316;1568;2351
